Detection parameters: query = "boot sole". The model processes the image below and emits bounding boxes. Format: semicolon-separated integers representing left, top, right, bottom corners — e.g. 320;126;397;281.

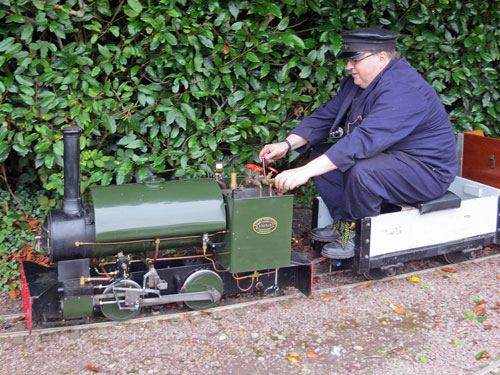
321;250;354;259
310;233;339;243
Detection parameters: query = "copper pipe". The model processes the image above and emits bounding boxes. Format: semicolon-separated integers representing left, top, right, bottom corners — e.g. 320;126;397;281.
153;238;160;262
98;253;214;267
87;277;111;282
75;231;226;247
93;265;111;279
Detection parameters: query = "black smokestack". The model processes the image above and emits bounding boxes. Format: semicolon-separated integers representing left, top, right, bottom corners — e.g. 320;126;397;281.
61;126;83;215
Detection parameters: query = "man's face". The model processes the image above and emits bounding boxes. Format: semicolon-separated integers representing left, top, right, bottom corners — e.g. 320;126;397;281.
345;52;383;88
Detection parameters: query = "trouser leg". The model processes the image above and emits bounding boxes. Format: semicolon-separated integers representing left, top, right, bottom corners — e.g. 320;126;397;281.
343;151;450;219
310;145;354;221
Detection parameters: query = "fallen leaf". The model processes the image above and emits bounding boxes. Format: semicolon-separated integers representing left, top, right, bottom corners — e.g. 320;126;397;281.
476;350;490;360
8;289;20;299
293;238;306;250
387;301;406;315
306;350;319;358
200;311;212;316
85;365;100;372
441;267;458;273
28;218;39;229
484;246;491;251
346;366;362;371
407;276;420;283
239;329;245;334
494;302;500;310
387;347;404;355
355;282;372;289
321;295;334;301
473;302;486;316
287;353;302;362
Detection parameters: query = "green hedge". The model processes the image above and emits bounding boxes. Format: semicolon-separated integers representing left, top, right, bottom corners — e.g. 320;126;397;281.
0;0;498;194
0;0;499;292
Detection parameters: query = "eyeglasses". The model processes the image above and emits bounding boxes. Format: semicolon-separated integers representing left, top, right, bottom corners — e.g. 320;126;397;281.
346;53;376;65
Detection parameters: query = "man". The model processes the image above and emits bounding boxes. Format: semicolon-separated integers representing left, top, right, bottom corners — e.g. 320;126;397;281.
258;28;458;259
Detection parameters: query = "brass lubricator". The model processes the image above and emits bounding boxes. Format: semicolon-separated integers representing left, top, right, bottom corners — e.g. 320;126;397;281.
214;161;224;181
214;161;228;189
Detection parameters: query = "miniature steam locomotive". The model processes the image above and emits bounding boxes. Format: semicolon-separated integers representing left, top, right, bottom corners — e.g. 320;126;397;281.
20;127;500;329
21;127;312;327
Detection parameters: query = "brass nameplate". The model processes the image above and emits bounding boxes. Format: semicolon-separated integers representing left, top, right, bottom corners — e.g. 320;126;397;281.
252;217;278;235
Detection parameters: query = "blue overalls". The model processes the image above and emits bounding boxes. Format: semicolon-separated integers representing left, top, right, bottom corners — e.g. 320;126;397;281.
290;57;458;221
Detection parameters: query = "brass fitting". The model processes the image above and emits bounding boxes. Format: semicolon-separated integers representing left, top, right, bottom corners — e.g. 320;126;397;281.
214;161;224;181
202;233;209;253
230;172;237;189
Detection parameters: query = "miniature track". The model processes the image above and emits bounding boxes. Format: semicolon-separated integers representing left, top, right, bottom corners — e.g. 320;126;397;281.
2;251;499;339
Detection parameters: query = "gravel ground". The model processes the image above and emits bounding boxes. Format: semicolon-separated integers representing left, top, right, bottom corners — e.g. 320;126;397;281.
1;208;499;374
1;254;499;375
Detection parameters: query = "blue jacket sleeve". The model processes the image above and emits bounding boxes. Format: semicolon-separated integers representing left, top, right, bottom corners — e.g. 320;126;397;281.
290;77;352;153
325;81;429;171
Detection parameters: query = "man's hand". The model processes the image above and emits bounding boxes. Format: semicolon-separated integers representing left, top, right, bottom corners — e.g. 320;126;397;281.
274;154;339;191
274;166;311;191
258;135;307;163
258;142;289;163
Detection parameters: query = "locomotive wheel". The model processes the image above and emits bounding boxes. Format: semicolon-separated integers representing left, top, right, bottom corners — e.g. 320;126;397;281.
362;268;386;280
363;266;397;280
181;270;223;310
101;280;142;321
443;249;478;264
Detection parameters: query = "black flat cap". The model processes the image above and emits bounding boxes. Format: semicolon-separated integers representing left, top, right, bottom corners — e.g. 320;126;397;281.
338;28;399;59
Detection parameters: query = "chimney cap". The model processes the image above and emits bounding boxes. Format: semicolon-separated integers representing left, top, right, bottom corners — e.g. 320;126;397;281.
62;126;82;134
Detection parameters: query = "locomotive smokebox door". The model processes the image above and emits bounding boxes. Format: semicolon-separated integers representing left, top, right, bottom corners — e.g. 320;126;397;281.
220;189;293;272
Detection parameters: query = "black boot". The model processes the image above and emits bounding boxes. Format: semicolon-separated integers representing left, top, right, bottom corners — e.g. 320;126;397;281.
310;221;341;242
